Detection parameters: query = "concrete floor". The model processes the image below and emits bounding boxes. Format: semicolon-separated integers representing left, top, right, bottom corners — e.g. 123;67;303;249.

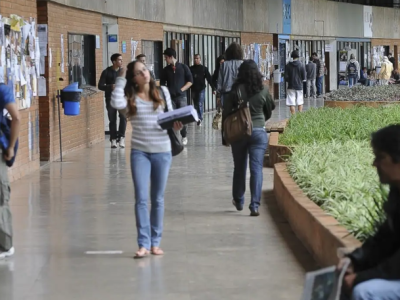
2;98;322;300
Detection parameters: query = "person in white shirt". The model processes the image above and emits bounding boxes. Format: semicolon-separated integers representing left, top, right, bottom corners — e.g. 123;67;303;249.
111;61;182;258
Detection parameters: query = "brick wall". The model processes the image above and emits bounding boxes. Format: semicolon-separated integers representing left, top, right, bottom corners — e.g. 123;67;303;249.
37;1;104;162
118;18;164;64
0;0;40;182
241;32;274;98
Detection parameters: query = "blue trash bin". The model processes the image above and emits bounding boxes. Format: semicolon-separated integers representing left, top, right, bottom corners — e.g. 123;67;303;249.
61;82;83;116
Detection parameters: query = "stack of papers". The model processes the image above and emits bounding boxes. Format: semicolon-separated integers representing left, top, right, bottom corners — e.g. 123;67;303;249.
158;105;199;129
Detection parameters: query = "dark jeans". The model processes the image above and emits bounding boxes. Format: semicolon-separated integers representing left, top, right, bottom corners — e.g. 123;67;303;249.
171;96;188;138
231;128;268;209
316;75;324;95
192;89;205;121
106;100;127;141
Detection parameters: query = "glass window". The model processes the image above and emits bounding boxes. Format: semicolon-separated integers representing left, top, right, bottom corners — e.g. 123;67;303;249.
68;34;96;88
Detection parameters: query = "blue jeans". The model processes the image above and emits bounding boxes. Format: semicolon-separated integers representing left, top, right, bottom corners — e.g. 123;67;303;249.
345;279;400;300
192;89;205;121
349;76;357;87
316;75;324;95
231;128;268;209
130;149;172;249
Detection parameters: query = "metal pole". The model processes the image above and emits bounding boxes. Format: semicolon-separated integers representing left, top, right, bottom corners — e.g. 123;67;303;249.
57;89;63;162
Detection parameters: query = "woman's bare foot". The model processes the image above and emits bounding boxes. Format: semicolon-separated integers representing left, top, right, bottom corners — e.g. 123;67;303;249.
151;247;164;256
134;248;149;259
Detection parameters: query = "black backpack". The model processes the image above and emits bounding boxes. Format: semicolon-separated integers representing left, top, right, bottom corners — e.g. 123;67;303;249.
348;62;357;75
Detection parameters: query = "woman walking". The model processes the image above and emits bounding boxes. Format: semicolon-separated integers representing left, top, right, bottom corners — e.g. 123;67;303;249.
111;61;182;258
222;60;275;216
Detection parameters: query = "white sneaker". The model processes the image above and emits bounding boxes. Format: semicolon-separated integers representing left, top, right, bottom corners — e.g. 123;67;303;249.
111;140;117;149
182;137;188;146
0;247;15;259
119;137;125;148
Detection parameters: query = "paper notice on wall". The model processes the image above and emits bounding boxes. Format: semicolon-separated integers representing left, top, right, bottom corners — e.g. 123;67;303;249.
131;39;138;61
38;76;46;96
38;24;47;56
40;56;45;75
49;47;52;68
0;22;4;47
35;37;40;78
61;34;64;73
1;46;5;67
0;67;4;83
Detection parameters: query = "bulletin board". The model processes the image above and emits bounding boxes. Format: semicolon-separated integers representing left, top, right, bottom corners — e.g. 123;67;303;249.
242;43;273;80
0;14;41;110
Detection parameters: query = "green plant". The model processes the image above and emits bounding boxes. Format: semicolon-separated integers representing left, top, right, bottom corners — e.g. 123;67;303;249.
279;106;400;146
287;140;388;241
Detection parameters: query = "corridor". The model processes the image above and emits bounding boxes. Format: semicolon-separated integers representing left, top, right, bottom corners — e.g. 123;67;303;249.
2;99;321;300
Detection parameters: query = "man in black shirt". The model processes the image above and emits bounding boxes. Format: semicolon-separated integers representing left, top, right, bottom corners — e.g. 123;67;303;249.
98;53;127;149
190;54;214;126
160;48;193;146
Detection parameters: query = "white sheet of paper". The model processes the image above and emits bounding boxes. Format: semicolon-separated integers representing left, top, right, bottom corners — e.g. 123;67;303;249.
1;46;5;67
38;24;47;56
14;65;21;82
38;76;46;96
49;48;52;68
61;34;64;73
0;66;4;83
20;66;27;86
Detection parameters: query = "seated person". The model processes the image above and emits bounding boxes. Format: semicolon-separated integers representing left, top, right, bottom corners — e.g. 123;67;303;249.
339;125;400;300
359;67;368;86
393;69;400;83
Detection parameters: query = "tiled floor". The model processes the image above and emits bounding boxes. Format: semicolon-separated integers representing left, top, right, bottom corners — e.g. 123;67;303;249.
2;100;322;300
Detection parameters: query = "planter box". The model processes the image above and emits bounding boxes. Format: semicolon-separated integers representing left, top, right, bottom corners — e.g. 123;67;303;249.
273;163;361;267
267;132;292;168
324;100;398;108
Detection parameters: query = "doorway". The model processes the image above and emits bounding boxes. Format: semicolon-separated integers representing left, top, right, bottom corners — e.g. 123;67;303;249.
102;16;119;135
325;52;330;92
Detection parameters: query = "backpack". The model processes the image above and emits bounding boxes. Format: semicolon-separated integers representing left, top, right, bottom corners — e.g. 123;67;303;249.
348;62;357;75
0;84;18;167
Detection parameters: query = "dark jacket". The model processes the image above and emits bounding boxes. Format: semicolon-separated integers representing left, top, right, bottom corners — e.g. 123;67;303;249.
160;62;193;99
313;58;325;77
305;61;316;80
98;67;119;100
221;84;275;145
285;60;306;90
189;64;214;92
212;68;220;91
348;186;400;286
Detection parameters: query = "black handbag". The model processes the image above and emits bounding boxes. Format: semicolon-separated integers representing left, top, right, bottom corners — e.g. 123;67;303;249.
158;88;184;156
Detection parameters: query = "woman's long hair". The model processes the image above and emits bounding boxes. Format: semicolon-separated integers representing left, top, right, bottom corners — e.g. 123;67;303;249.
231;60;264;97
124;61;164;117
224;42;244;61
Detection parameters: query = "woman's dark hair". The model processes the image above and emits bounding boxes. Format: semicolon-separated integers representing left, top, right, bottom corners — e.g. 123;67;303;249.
216;55;225;65
371;124;400;163
224;42;243;61
232;60;264;97
124;61;163;117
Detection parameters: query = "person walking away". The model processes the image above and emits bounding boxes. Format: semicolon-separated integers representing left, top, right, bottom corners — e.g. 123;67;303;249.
160;48;193;146
285;51;306;115
217;42;243;106
312;52;325;97
0;84;20;259
346;54;360;88
378;56;393;86
136;54;156;80
190;54;214;126
212;55;225;109
111;61;183;258
305;58;317;98
338;125;400;300
98;53;127;148
222;60;275;217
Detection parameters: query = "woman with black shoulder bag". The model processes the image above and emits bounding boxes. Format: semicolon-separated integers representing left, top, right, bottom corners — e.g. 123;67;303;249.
111;61;183;258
